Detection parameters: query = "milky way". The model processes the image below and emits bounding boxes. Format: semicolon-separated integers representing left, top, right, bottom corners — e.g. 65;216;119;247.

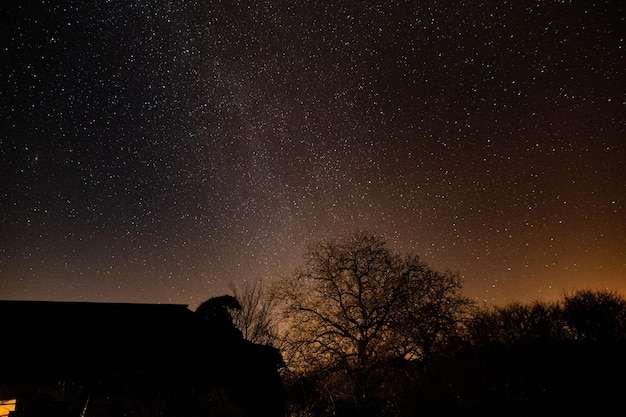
1;1;624;307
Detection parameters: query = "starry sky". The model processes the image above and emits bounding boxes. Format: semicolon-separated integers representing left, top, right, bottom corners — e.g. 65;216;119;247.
1;0;624;308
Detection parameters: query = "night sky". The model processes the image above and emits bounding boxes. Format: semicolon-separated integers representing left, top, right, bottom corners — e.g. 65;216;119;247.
1;1;624;308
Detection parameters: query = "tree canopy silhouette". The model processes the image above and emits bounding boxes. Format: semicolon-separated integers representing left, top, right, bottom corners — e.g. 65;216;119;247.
561;289;626;342
196;295;243;340
230;279;279;347
434;289;626;417
274;231;473;414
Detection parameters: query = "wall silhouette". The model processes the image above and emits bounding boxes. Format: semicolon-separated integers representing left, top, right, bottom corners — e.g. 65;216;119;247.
0;300;283;417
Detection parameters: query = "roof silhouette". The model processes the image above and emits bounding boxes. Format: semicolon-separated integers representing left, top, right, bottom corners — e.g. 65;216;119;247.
0;300;237;380
0;300;285;416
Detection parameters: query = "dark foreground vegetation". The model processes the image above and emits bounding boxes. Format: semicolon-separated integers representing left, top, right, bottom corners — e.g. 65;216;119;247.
233;232;626;417
1;232;623;416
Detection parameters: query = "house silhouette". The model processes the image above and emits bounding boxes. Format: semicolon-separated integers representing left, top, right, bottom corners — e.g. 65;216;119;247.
0;300;283;416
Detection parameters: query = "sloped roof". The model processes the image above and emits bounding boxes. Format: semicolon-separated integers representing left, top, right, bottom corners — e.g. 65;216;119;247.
0;300;230;382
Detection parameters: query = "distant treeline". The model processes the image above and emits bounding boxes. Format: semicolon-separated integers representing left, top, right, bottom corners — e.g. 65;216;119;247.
223;231;626;417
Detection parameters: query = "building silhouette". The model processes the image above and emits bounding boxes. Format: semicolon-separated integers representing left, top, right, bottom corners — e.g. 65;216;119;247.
0;300;283;416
